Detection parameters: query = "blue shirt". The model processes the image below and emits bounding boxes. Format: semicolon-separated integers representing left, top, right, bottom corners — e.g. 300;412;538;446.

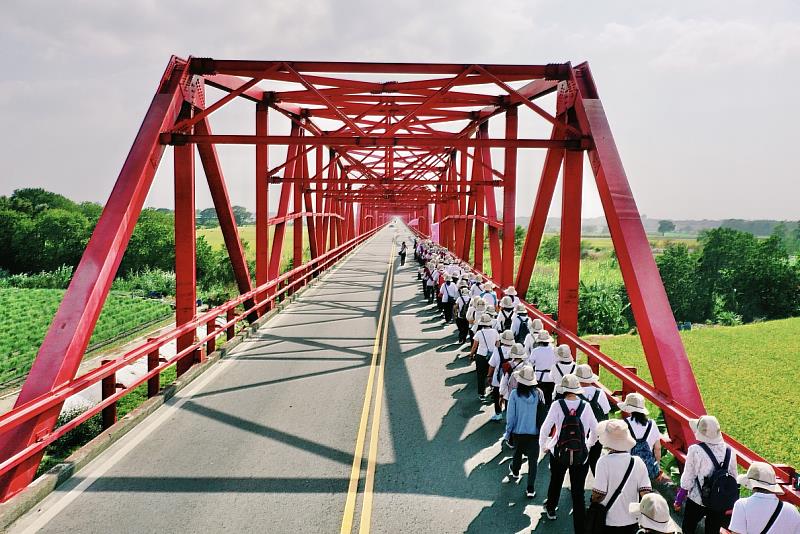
505;388;541;437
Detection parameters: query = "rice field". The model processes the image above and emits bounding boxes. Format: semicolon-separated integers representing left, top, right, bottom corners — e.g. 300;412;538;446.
197;225;312;270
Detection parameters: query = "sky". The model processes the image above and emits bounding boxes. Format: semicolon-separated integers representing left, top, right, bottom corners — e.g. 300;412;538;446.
1;0;799;220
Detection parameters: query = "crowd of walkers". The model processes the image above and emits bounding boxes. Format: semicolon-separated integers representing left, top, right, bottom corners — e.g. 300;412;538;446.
412;238;799;534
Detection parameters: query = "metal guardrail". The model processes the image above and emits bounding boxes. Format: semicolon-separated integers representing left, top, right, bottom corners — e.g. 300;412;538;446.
408;227;800;505
0;226;382;486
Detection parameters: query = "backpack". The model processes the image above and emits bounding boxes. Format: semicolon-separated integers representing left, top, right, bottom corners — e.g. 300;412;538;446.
495;347;513;383
555;400;588;466
457;296;470;319
580;390;609;423
625;419;659;479
696;443;739;513
535;389;547;428
515;317;530;344
500;309;514;331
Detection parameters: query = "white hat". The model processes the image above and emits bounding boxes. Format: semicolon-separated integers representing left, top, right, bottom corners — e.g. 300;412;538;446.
575;363;599;384
558;374;584;395
597;419;636;451
629;493;681;533
481;281;495;291
689;415;723;445
535;330;552;343
737;462;784;494
478;313;494;327
514;364;537;386
618;392;649;415
499;295;514;308
470;296;484;307
531;318;544;332
438;264;445;271
460;287;470;296
504;286;517;296
515;303;527;314
442;273;452;281
510;343;527;360
555;344;574;363
457;280;468;288
499;330;515;346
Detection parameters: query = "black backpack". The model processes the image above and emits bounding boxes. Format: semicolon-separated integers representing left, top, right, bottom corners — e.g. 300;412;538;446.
458;296;470;319
696;443;739;513
515;317;530;344
500;309;514;331
555;400;588;466
579;389;608;423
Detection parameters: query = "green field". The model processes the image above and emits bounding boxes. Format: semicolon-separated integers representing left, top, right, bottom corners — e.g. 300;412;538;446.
197;225;311;270
0;289;172;385
584;317;800;469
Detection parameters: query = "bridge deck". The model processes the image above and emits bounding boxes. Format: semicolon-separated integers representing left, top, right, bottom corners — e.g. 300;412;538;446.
11;227;578;533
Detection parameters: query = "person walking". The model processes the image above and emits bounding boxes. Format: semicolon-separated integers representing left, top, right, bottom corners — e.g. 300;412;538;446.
528;329;556;405
511;303;531;344
540;374;599;532
523;318;544;355
454;285;472;344
500;343;528;402
590;419;653;533
551;344;577;400
487;330;515;421
575;364;611;475
497;296;516;332
629;493;682;534
466;297;487;343
440;274;458;324
503;285;521;308
728;462;800;533
469;313;499;402
399;241;407;265
424;262;435;303
618;392;663;482
673;415;739;534
481;281;498;309
504;364;546;499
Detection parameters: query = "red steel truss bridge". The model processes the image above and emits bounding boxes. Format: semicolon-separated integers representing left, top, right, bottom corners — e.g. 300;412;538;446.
0;57;796;531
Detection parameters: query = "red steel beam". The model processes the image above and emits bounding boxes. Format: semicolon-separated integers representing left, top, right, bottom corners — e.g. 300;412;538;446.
255;102;270;307
557;147;583;356
501;107;518;288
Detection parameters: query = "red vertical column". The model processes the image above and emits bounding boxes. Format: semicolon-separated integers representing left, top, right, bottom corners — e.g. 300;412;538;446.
174;112;197;377
455;149;468;257
255;102;269;305
502;107;518;288
269;122;300;280
478;124;502;279
557;148;583;354
293;135;304;282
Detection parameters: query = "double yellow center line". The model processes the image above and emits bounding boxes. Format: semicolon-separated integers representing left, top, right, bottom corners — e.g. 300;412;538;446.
340;242;395;534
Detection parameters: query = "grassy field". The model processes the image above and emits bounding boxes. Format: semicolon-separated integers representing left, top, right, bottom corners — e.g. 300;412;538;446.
0;289;172;385
197;225;311;270
584;317;800;469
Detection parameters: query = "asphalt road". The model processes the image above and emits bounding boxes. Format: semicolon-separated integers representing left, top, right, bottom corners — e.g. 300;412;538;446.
11;225;582;533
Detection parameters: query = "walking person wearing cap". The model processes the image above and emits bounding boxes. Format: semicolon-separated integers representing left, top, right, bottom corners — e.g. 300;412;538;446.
551;344;577;401
589;419;653;533
523;318;544;355
728;462;800;533
539;374;599;532
398;241;407;265
497;296;516;333
500;343;529;403
469;313;500;402
674;415;739;534
528;328;556;406
480;281;499;310
630;493;682;534
511;303;532;344
503;285;521;307
466;296;487;344
454;285;472;344
424;262;436;303
575;364;611;475
439;274;458;324
504;363;546;499
618;393;664;482
435;265;446;312
486;330;516;421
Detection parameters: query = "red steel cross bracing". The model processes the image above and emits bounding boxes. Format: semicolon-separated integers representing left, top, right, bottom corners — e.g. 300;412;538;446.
1;57;795;505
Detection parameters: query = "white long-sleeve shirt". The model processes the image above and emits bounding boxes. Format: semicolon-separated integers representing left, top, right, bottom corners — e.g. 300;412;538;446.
529;345;556;383
539;397;599;454
680;442;738;505
730;492;800;533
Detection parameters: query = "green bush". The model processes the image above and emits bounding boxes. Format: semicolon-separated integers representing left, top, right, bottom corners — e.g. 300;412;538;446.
112;268;176;296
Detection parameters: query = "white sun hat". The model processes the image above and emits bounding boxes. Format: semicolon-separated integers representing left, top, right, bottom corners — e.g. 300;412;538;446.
478;313;494;327
535;330;552;343
510;343;527;360
575;363;599;384
558;374;584;395
737;462;784;494
459;286;470;296
514;364;537;386
471;296;485;307
618;392;650;415
442;273;451;281
499;295;514;308
531;318;544;332
689;415;724;445
500;330;515;346
555;344;574;363
481;281;496;291
629;493;681;533
597;419;636;451
503;286;517;296
515;303;527;314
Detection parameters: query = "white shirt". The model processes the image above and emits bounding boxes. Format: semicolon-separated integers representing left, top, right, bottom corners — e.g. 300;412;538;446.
511;315;530;338
529;345;555;383
454;295;471;317
581;385;611;415
523;332;538;355
680;442;738;505
496;308;515;331
592;453;652;526
474;328;499;357
469;283;482;297
539;397;599;453
488;345;512;387
550;360;576;382
626;417;660;448
439;282;457;302
499;360;525;399
729;492;800;534
481;291;498;307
